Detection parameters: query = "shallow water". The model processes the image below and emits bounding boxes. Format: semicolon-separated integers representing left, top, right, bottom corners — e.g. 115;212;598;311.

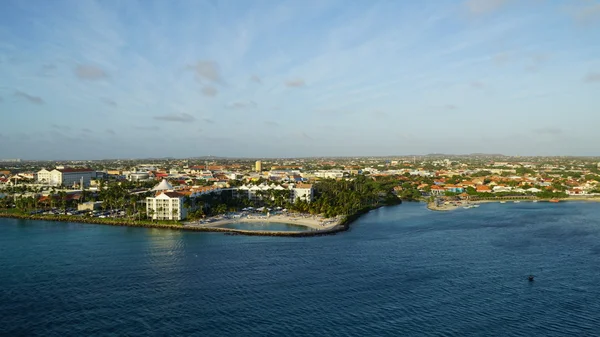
217;221;314;231
1;201;600;336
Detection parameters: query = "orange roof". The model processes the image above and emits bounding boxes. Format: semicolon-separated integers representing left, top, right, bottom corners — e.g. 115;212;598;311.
295;183;313;189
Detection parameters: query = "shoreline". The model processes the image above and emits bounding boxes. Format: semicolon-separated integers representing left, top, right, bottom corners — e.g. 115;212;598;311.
185;213;342;231
0;211;353;237
427;197;600;212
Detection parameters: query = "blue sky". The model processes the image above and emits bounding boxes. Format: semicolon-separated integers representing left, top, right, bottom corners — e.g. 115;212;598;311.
1;0;599;159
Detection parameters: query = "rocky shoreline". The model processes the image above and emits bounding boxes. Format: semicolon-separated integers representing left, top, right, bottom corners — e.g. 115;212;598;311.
427;197;600;212
0;212;353;237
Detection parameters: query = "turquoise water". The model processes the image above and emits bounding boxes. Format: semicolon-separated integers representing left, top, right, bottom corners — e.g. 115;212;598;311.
1;202;600;336
217;221;314;231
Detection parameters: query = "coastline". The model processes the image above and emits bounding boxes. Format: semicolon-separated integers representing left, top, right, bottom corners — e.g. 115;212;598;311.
0;211;353;237
427;197;600;212
185;213;343;231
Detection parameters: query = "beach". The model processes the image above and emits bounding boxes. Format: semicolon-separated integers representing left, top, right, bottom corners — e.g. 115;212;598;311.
185;212;343;231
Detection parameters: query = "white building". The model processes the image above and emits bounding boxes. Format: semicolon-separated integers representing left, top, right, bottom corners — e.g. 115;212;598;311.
146;191;187;220
128;172;150;182
291;183;313;203
37;167;93;187
236;183;313;203
314;170;345;179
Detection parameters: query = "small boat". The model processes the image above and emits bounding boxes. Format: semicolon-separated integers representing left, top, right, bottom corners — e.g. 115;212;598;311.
533;200;538;203
473;205;480;208
514;201;521;203
528;275;535;282
500;201;506;204
549;199;560;203
463;205;473;209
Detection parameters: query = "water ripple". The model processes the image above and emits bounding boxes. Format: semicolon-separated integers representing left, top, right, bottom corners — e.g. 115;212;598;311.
2;202;600;336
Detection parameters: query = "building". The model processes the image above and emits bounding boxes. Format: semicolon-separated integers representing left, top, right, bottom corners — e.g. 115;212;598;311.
78;201;103;211
128;172;150;182
236;183;314;203
291;183;313;203
152;179;173;191
476;185;492;193
145;179;189;220
430;185;445;196
314;170;345;179
146;191;187;220
37;167;94;187
255;160;262;172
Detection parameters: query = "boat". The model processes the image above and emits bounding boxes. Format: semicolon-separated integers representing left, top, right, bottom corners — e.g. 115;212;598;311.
473;205;480;208
463;205;473;209
549;199;560;203
500;201;506;204
533;200;538;203
528;275;535;282
514;201;521;203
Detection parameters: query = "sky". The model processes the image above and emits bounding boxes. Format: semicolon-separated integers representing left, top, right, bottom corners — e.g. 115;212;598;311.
0;0;600;160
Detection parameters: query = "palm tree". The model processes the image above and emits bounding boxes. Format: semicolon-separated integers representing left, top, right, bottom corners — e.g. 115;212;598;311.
58;191;67;214
157;206;164;221
183;196;192;213
148;208;155;221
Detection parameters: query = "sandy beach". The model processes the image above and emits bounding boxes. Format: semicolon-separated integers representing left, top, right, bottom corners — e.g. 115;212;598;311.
185;213;343;231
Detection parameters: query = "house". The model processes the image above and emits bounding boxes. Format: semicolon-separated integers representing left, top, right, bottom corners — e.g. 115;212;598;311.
476;185;492;193
430;185;445;195
460;181;476;188
417;183;429;191
492;185;512;193
444;184;464;193
567;189;587;196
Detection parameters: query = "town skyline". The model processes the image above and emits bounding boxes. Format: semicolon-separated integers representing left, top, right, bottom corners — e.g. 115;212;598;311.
1;0;600;159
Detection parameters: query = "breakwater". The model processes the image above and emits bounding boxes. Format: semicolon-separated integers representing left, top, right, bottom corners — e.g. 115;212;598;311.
0;212;351;237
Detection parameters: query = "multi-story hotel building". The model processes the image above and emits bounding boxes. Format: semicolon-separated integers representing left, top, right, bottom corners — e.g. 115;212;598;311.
146;191;187;221
236;183;314;203
37;167;94;187
291;183;314;203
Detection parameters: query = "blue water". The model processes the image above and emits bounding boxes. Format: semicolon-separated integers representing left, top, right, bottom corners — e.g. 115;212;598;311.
217;221;314;231
1;202;600;336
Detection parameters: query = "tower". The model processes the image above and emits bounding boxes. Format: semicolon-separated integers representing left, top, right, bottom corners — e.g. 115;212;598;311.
255;160;262;172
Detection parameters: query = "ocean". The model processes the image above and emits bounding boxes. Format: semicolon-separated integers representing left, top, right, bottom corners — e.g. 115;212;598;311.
1;201;600;336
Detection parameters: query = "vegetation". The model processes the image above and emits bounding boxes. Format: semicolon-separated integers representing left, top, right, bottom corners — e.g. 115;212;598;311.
182;175;406;219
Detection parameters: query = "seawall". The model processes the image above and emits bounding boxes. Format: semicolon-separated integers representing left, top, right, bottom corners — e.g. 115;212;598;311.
0;212;351;237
